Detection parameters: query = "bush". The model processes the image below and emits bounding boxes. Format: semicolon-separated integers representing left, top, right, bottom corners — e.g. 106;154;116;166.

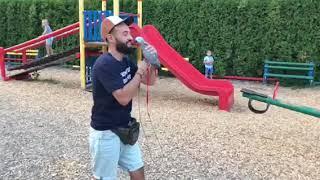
143;0;320;78
0;0;319;79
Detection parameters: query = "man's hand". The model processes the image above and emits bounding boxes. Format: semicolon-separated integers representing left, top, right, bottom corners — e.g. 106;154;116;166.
137;60;149;76
137;60;158;86
112;61;150;106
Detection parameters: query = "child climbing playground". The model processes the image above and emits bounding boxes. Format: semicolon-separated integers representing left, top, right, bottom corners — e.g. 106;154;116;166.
41;19;54;57
203;50;215;79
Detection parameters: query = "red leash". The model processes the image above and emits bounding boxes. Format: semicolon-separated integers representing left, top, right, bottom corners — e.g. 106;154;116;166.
146;67;150;113
146;67;158;115
272;81;280;99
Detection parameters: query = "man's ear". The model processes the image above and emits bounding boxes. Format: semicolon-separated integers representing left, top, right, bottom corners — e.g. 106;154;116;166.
106;34;114;42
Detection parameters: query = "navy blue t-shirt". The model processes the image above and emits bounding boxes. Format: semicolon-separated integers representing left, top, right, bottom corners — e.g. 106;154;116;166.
91;53;138;130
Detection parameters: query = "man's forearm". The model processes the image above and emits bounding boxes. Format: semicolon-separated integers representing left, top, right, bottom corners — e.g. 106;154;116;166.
112;72;142;106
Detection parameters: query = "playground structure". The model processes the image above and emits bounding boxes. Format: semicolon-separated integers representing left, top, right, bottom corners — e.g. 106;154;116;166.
136;25;234;110
5;49;39;66
0;0;140;83
78;0;142;89
9;47;79;79
0;0;234;111
0;23;80;80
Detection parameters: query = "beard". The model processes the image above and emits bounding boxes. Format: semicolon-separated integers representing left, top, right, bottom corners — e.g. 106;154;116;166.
115;39;135;55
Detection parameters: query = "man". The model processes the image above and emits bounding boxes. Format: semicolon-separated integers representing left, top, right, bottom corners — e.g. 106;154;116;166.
89;16;158;180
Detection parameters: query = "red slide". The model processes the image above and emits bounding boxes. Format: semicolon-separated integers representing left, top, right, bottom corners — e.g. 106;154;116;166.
138;25;234;111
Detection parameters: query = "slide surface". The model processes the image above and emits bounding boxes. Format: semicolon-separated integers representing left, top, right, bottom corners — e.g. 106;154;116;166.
9;47;79;79
137;25;234;111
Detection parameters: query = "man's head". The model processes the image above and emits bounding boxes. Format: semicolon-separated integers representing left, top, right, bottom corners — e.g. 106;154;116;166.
206;50;212;56
101;16;135;54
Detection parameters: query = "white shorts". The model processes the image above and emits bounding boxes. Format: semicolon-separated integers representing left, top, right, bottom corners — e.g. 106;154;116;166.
89;128;144;179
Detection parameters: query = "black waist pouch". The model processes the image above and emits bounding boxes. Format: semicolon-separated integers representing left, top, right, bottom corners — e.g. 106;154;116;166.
111;118;140;145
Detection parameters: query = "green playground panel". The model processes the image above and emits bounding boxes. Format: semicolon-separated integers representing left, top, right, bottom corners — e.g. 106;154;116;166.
263;60;315;85
264;60;314;66
264;65;313;71
264;73;314;80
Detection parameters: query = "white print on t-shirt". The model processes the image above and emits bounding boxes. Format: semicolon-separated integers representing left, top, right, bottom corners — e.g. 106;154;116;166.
120;67;132;84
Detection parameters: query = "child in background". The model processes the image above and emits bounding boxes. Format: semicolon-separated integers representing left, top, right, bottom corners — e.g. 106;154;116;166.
42;19;54;57
203;50;215;79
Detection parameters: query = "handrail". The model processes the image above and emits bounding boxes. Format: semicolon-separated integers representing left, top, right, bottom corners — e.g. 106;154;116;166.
5;22;79;53
15;28;80;52
119;12;139;17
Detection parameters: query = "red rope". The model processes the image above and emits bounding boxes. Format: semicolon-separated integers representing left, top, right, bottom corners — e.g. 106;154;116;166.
146;67;158;115
272;81;280;99
146;66;150;113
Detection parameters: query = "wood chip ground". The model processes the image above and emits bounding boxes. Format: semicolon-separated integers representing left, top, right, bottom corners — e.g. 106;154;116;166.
1;67;319;179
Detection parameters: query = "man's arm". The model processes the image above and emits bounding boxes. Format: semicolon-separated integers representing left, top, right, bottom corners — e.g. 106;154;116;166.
112;61;148;106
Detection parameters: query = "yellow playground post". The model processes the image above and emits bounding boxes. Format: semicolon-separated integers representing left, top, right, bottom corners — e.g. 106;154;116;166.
137;0;143;28
137;0;143;63
79;0;85;89
102;0;108;53
113;0;119;16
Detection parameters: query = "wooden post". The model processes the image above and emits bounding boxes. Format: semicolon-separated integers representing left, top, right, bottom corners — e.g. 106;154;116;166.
79;0;86;89
102;0;108;53
102;0;107;10
137;0;143;62
113;0;119;16
137;0;143;28
22;50;27;64
0;47;7;81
